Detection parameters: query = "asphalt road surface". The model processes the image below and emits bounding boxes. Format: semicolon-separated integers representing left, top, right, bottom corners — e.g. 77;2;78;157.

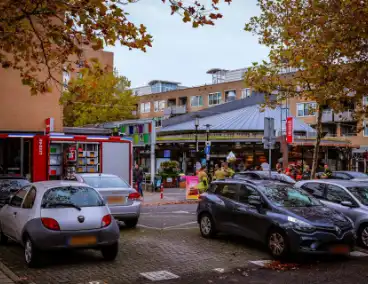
0;203;367;284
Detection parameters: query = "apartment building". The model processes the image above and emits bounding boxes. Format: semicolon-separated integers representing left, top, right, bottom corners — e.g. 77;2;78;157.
133;68;253;126
0;48;113;178
133;67;368;171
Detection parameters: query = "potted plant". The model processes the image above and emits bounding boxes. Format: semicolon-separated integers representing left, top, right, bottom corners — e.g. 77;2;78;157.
158;160;179;188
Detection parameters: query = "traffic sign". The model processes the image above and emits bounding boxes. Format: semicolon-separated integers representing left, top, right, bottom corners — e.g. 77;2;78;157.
204;145;211;155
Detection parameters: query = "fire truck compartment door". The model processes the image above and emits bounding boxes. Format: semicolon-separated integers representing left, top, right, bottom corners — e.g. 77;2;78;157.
102;142;130;182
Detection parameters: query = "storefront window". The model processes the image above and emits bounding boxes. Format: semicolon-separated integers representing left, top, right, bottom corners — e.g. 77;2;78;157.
190;96;203;107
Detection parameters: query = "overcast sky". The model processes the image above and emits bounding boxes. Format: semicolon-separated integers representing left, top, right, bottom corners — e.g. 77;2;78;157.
106;0;269;88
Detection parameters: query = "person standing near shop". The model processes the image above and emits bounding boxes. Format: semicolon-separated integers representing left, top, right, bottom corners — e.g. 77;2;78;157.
133;163;144;197
321;164;332;179
214;164;226;180
197;165;209;193
223;162;235;178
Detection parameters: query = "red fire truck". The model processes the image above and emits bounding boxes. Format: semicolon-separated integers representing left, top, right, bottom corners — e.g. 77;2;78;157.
0;132;132;184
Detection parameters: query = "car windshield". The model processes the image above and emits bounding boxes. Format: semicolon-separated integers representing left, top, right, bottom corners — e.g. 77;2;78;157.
0;179;29;191
82;176;130;188
346;172;368;179
261;185;321;207
347;187;368;205
41;186;104;208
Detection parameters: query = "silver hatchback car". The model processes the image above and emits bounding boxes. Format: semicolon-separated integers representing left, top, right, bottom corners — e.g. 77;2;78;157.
74;174;141;228
0;181;120;267
295;179;368;248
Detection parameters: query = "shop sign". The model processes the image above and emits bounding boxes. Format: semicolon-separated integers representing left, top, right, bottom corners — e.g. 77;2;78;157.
38;138;43;156
45;117;54;134
286;117;294;144
185;176;199;200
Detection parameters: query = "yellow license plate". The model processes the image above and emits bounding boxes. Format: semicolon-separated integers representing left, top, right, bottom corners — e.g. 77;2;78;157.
70;236;97;246
107;196;125;204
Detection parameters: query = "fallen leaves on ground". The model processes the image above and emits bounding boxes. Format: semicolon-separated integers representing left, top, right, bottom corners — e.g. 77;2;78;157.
264;261;299;271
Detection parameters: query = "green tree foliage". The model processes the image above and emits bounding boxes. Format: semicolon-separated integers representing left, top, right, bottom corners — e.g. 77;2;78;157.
244;0;368;178
0;0;231;94
60;60;137;126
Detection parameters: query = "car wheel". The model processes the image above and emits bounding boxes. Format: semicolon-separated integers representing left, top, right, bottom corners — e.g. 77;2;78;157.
199;213;216;238
267;228;289;259
24;236;41;268
124;219;138;228
358;224;368;248
0;228;8;245
101;242;119;261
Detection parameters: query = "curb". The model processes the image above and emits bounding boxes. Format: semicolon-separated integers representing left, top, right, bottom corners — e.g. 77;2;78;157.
142;200;200;207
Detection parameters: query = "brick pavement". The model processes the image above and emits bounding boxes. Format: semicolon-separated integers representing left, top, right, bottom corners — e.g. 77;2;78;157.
0;227;268;284
0;270;14;284
142;188;200;206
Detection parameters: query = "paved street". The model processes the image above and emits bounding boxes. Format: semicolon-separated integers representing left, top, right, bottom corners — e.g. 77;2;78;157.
0;203;368;284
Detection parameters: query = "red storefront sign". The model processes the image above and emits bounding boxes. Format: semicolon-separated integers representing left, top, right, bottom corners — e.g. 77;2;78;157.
286;117;293;143
33;135;47;182
45;117;54;134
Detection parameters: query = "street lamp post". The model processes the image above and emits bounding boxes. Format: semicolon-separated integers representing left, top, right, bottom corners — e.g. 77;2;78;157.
205;124;211;170
195;117;199;152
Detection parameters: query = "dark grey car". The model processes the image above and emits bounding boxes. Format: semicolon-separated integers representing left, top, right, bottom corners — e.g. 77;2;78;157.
197;179;355;258
295;179;368;248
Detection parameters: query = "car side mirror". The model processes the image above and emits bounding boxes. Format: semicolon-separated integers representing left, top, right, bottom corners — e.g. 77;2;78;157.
341;201;354;208
249;195;262;207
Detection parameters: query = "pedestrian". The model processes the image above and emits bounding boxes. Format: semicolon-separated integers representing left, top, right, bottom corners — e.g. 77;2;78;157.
222;162;235;178
214;163;226;180
133;163;144;196
197;165;209;193
302;165;311;180
321;164;332;179
276;163;283;174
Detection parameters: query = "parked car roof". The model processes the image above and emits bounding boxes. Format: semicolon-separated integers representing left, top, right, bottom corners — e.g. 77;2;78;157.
297;179;366;187
31;180;92;193
212;178;287;187
77;173;118;178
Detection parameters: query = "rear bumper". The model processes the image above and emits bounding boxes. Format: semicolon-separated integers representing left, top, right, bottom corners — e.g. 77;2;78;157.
109;201;141;221
286;228;356;254
26;219;120;251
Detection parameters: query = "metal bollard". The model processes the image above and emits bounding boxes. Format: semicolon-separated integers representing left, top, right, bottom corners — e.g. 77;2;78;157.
160;184;164;199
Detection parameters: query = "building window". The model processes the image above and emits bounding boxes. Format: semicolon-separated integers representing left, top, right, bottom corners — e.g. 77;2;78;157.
208;92;222;106
363;96;368;106
190;96;203;107
297;102;317;117
225;90;236;102
140;102;151;113
241;88;251;98
154;100;166;112
155;117;163;127
62;70;70;90
364;121;368;137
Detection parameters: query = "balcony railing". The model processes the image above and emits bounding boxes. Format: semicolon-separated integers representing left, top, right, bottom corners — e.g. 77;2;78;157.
163;105;187;116
321;109;355;122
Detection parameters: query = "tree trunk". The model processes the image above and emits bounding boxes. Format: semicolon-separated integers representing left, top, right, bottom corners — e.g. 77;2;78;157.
311;105;323;179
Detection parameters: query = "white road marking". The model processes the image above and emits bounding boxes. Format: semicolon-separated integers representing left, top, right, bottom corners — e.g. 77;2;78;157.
351;251;368;257
249;260;273;267
172;210;190;214
162;221;197;229
137;221;198;230
164;226;198;231
213;268;225;273
140;271;180;281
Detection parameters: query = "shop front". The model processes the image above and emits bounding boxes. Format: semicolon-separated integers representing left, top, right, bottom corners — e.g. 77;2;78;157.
0;132;133;183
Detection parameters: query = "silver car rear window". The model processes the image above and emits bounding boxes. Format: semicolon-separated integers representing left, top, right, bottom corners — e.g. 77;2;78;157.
82;176;130;188
41;186;104;208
